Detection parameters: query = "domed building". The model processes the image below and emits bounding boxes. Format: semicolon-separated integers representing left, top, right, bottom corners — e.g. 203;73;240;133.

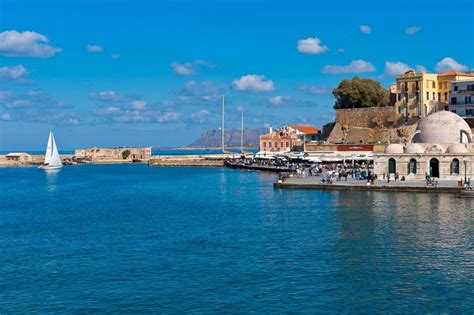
374;111;474;181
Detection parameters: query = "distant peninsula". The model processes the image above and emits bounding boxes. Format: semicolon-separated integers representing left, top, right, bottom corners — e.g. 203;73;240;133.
187;128;267;148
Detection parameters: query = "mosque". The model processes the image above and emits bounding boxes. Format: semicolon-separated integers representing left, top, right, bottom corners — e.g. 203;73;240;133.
374;111;474;181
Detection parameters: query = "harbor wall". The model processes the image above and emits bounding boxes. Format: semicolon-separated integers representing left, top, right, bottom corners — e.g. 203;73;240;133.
148;155;225;167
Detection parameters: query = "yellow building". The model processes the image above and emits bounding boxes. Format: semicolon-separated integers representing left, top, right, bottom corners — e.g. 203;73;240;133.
392;70;474;119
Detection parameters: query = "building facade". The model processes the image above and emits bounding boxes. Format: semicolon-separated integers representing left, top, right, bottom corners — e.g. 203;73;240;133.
392;70;474;119
259;125;319;153
449;79;474;118
74;147;152;161
374;111;473;181
5;152;33;163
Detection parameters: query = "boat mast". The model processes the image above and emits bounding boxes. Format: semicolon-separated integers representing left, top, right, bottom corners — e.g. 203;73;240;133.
221;95;225;153
240;108;244;153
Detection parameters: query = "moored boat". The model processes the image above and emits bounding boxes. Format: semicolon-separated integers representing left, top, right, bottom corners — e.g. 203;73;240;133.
38;131;63;171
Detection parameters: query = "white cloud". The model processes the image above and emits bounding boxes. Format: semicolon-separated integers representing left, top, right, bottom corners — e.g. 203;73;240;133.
0;65;27;81
111;54;121;59
86;44;103;53
322;59;376;74
131;100;147;110
405;26;421;35
434;57;469;73
383;61;429;77
0;30;62;57
1;113;12;121
384;61;410;76
297;37;328;54
172;60;214;76
157;111;180;123
415;65;428;73
337;48;345;53
298;84;331;95
360;25;371;34
5;99;32;109
190;109;209;123
90;91;118;101
232;74;274;92
269;96;290;105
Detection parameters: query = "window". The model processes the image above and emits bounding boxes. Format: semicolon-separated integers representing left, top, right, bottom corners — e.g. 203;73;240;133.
426;92;430;100
408;159;417;174
444;92;448;101
286;142;289;148
450;159;460;175
397;93;401;101
451;97;457;105
438;93;441;101
454;85;458;91
263;142;266;147
280;142;284;148
388;158;396;174
432;92;436;100
274;142;278;148
432;81;436;88
465;96;469;104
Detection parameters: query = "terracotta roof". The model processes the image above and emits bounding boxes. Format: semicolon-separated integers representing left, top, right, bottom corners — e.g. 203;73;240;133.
290;125;319;134
438;70;474;77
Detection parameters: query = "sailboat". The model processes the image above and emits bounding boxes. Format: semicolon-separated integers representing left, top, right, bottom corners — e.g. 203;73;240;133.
38;131;63;170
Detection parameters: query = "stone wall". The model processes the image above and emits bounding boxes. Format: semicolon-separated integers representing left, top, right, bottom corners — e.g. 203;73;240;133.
334;107;397;129
327;106;420;144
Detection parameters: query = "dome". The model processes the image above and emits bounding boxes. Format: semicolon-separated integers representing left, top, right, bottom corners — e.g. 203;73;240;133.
412;111;472;144
385;143;404;154
446;143;468;154
405;143;424;154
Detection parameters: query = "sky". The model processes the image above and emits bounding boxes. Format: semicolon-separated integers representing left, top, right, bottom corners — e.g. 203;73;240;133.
0;0;473;150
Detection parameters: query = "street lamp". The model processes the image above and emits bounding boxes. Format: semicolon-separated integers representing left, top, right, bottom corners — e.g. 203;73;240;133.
463;158;468;184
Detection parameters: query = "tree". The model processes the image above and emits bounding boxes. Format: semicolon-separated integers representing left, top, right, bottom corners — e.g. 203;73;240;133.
122;149;131;160
332;76;390;109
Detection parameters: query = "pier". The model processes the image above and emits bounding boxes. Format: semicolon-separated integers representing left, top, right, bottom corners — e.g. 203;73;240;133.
274;175;473;195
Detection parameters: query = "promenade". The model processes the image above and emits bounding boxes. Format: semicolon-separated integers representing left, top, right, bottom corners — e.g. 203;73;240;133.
274;175;470;194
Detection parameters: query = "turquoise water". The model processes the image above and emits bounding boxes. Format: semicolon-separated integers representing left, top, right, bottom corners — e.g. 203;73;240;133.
1;165;473;313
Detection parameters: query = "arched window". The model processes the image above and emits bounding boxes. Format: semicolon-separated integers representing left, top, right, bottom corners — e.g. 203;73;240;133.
451;159;460;175
408;158;417;174
388;158;396;174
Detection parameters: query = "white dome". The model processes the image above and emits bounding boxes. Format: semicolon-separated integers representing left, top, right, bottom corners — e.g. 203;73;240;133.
405;143;424;154
385;143;404;154
447;143;468;154
412;111;472;144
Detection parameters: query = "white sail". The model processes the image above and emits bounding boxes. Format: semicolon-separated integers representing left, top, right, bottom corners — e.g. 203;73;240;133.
43;131;62;167
44;132;53;166
49;132;62;167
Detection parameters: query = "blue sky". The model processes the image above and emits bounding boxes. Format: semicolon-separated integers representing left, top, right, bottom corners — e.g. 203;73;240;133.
0;0;473;150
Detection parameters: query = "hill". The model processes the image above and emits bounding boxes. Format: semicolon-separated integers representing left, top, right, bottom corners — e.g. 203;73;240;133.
188;128;267;148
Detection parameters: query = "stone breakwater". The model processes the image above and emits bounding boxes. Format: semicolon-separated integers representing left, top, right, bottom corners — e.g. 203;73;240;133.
148;155;226;167
0;154;74;167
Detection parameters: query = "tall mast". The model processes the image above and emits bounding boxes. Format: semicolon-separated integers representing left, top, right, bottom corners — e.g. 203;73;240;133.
221;95;225;153
240;108;244;153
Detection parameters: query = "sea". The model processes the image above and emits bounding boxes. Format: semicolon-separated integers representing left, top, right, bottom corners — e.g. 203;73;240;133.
0;164;473;313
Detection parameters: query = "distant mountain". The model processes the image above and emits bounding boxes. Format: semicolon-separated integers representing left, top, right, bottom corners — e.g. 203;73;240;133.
188;128;267;148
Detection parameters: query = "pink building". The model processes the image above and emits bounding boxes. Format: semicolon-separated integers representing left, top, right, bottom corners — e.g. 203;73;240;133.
259;125;319;152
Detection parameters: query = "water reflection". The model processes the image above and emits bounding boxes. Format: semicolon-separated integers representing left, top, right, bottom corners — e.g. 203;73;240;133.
44;169;60;192
332;191;473;311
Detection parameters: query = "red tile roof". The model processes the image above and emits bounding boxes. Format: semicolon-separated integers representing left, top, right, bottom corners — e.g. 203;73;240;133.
438;70;474;77
290;125;319;134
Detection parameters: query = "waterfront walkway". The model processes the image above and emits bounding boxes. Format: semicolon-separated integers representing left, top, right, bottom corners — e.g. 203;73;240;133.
274;175;471;194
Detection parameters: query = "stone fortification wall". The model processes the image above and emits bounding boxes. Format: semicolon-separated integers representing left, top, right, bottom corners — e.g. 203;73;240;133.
328;107;419;144
334;107;396;129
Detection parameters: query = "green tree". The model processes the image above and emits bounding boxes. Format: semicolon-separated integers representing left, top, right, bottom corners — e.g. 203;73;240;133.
332;76;390;109
122;149;131;160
